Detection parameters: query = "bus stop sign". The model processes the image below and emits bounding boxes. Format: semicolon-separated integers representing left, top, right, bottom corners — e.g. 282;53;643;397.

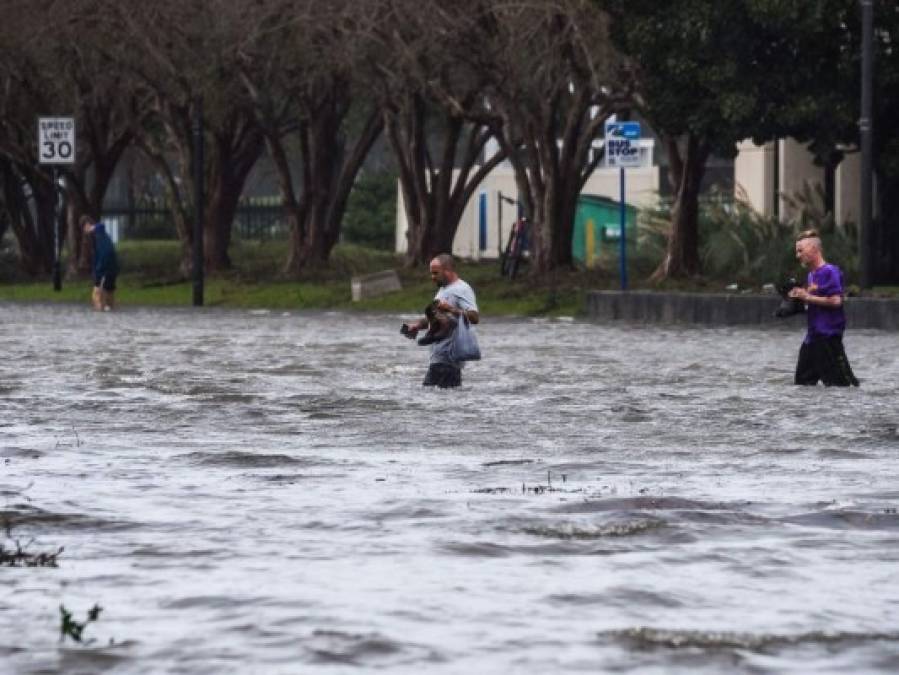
604;121;642;168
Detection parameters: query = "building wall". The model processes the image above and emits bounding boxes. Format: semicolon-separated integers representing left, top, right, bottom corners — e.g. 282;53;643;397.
778;138;825;221
734;140;776;217
395;164;661;260
835;151;861;226
734;138;860;227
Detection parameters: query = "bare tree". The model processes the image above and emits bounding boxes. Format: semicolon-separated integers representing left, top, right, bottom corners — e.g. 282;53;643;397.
56;2;139;275
107;0;265;273
441;0;624;274
369;0;507;266
238;0;384;275
0;2;63;275
1;1;143;276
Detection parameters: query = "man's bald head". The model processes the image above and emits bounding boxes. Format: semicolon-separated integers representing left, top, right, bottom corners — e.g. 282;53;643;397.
432;254;455;271
429;253;458;287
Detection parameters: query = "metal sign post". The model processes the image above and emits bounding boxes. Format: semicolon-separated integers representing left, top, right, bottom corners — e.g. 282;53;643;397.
37;117;76;291
619;166;628;290
605;121;641;291
192;97;205;307
859;0;874;288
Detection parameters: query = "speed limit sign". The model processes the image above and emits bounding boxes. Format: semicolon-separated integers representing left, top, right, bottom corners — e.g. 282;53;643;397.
37;117;76;165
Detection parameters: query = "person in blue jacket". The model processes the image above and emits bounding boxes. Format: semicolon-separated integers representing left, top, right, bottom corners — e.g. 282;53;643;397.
80;215;119;311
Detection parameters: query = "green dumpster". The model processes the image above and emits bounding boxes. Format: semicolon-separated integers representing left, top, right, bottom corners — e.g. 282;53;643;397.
572;194;637;268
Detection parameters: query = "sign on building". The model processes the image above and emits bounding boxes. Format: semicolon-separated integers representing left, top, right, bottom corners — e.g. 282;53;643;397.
604;121;642;169
37;117;76;165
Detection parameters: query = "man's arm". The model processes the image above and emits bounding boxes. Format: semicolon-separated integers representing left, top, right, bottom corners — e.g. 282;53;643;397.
404;318;428;331
789;287;843;307
436;300;479;324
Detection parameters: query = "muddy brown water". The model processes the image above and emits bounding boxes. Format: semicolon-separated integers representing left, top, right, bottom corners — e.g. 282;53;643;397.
1;303;898;673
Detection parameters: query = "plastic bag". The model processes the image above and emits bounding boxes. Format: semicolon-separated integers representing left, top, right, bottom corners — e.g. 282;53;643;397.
449;311;481;362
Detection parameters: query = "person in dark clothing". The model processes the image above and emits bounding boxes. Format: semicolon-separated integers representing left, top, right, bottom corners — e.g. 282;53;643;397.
788;229;858;387
81;215;119;311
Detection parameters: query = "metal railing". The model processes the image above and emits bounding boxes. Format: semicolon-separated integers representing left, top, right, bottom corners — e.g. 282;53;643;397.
100;201;289;241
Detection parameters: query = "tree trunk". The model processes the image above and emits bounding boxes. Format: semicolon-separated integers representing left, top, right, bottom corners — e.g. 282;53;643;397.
6;167;58;276
495;90;607;276
0;160;13;247
1;162;52;275
281;104;383;275
651;134;709;281
203;125;265;272
139;105;264;275
64;136;132;276
64;168;92;277
390;97;506;267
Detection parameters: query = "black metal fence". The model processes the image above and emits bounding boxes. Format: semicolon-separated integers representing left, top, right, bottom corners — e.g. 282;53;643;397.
101;199;288;241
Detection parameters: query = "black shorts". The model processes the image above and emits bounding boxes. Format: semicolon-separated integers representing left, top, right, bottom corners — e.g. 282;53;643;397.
95;275;117;292
795;336;859;387
423;363;461;388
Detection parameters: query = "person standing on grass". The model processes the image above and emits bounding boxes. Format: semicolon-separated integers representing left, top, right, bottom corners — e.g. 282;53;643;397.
80;215;119;312
402;254;479;388
788;229;858;387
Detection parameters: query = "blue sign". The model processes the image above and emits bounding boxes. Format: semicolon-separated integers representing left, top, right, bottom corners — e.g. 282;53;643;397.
605;121;641;140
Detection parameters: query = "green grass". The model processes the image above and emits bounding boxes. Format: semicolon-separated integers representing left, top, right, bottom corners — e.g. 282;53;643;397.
3;239;896;315
0;240;591;316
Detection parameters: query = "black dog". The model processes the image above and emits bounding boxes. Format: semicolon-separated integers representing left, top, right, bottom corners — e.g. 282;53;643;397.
401;300;458;346
774;277;806;318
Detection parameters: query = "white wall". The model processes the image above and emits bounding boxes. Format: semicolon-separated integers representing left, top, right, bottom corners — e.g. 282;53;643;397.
735;138;859;227
395;164;660;260
835;151;861;226
778;138;825;221
734;140;776;217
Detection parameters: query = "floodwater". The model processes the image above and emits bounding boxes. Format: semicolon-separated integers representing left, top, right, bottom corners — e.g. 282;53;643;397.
1;302;898;674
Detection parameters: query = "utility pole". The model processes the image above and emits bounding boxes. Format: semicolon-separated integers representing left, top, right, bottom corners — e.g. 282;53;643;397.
859;0;874;288
192;96;205;307
52;168;63;291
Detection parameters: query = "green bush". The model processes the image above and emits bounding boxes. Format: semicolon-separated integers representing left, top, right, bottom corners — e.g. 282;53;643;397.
341;171;397;250
635;184;858;286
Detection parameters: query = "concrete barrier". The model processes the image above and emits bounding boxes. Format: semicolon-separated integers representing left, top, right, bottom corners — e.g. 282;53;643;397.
351;270;402;302
585;290;899;330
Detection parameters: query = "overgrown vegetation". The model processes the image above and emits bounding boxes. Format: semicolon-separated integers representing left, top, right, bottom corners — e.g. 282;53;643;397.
0;523;64;568
342;172;400;251
60;604;102;643
636;185;859;289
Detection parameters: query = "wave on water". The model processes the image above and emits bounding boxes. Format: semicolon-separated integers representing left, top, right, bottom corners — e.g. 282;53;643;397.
783;509;899;531
0;504;133;532
517;519;666;540
482;459;537;467
178;451;332;469
599;626;899;651
302;629;443;666
553;496;734;514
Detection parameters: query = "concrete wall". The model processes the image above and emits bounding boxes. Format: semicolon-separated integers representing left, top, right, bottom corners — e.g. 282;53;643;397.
585;290;899;330
395;163;661;260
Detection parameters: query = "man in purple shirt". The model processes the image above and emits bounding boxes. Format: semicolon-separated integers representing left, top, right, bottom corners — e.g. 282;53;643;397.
788;229;859;387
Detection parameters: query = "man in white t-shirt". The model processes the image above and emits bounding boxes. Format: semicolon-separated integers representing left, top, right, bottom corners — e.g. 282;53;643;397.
402;254;479;388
